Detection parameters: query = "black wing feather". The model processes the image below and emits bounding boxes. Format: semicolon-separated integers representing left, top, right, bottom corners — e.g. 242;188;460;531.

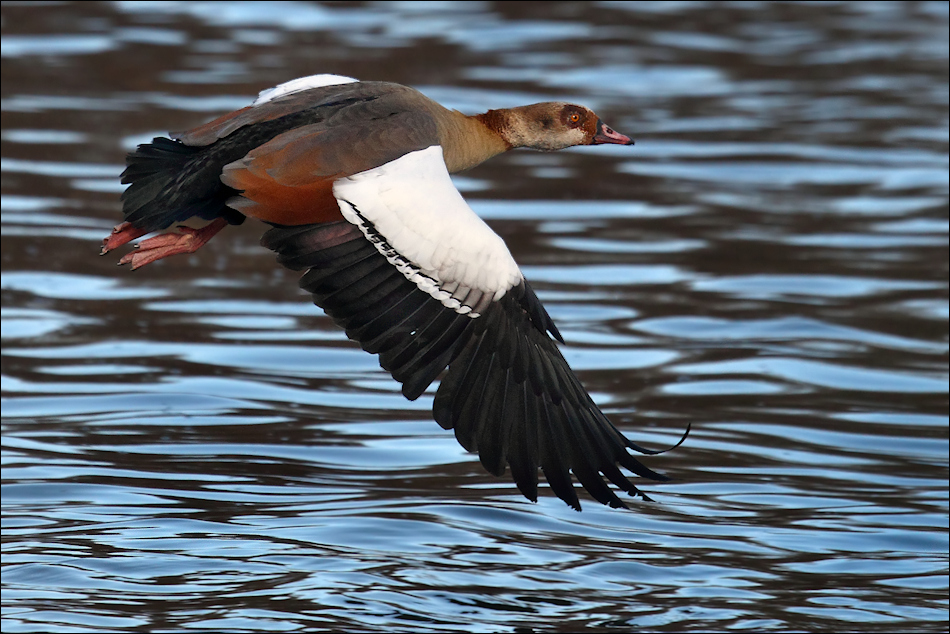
261;220;676;510
507;382;539;501
451;349;496;452
538;398;581;510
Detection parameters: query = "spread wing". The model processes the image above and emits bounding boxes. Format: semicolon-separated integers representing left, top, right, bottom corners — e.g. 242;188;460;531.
261;146;675;510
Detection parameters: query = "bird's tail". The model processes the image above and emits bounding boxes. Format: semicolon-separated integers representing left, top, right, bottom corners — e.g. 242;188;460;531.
120;136;242;232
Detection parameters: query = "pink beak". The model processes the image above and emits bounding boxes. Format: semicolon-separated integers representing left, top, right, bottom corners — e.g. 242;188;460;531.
592;120;634;145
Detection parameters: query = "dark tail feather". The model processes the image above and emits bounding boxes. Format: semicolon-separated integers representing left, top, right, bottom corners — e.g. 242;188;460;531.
121;137;196;182
120;138;196;223
119;137;241;232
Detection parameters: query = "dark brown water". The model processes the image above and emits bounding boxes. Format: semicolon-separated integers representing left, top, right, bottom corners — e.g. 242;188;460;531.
2;2;947;632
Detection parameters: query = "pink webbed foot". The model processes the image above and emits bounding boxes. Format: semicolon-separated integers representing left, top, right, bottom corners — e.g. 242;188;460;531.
101;221;148;255
117;217;228;270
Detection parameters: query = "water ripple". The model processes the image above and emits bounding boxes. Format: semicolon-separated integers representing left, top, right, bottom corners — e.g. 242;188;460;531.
2;2;947;632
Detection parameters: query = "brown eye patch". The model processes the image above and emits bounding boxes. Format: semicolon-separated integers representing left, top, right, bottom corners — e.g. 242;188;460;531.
561;106;585;128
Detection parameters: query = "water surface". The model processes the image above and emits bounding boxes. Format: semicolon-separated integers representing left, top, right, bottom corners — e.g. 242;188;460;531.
2;2;948;632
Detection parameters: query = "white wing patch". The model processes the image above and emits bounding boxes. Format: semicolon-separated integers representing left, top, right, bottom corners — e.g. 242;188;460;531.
333;146;523;317
253;74;359;106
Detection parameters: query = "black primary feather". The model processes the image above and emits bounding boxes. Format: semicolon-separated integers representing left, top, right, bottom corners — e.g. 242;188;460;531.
261;220;680;510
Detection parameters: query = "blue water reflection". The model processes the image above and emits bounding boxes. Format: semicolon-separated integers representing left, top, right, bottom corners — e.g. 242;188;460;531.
2;1;947;632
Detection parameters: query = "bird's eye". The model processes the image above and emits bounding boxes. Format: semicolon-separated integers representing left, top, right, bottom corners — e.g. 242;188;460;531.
569;113;581;123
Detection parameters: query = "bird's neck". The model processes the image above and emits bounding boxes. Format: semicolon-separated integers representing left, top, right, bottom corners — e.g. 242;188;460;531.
436;109;513;173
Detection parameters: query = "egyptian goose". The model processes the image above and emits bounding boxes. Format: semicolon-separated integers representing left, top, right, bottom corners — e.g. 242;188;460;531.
102;74;686;510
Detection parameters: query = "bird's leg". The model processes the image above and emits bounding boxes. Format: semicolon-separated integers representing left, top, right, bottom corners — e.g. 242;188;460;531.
101;221;148;255
117;217;229;270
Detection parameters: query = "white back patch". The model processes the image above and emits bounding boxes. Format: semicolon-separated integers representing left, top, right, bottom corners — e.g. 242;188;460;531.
333;146;523;317
253;74;359;106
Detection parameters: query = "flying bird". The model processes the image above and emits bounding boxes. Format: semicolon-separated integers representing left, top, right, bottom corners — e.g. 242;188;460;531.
102;74;686;510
